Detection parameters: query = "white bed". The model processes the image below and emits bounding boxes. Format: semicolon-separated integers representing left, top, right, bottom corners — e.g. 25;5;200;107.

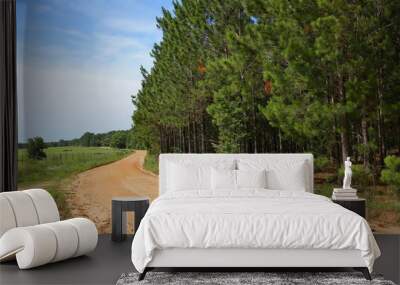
131;154;380;280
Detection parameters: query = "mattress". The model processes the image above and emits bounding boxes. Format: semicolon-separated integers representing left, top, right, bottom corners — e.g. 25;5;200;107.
131;190;380;273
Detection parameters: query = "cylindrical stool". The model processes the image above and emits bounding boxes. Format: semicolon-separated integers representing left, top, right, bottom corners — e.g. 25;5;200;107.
111;197;149;242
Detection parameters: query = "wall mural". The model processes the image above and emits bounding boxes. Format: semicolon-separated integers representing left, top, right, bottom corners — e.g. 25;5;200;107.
16;0;167;233
17;0;400;234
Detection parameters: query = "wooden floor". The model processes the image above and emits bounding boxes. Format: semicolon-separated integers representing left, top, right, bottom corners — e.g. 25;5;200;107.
0;234;399;285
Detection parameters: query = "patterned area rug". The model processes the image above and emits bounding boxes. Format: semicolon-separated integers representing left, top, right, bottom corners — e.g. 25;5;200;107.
116;272;395;285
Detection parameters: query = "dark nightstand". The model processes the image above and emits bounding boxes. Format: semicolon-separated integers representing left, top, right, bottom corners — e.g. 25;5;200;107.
332;198;366;218
111;196;149;242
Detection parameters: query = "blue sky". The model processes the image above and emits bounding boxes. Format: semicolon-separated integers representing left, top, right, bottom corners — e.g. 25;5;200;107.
17;0;173;142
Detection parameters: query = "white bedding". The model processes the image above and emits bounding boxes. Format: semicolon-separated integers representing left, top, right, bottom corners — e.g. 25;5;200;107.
131;190;380;273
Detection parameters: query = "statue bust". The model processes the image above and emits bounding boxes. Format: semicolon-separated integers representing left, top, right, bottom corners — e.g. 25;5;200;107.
343;157;352;189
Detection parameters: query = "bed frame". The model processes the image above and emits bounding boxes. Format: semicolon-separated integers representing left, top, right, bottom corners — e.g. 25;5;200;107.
140;248;370;280
139;154;371;281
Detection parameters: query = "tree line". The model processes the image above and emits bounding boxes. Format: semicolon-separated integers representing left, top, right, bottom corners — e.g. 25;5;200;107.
131;0;400;172
74;130;134;149
20;129;134;154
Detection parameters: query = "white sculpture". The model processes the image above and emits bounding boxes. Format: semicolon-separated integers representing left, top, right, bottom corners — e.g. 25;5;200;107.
343;157;352;189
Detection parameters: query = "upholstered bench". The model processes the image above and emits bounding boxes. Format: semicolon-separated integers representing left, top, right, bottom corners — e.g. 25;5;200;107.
0;189;98;269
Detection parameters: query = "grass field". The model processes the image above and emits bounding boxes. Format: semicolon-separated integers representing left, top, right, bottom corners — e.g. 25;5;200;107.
18;146;132;216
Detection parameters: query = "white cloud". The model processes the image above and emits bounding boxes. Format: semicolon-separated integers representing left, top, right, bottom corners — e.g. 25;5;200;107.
24;30;153;70
94;33;146;57
89;33;153;69
104;18;159;34
54;27;87;39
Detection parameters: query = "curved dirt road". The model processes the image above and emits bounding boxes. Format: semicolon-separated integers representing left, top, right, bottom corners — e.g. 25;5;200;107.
68;150;158;233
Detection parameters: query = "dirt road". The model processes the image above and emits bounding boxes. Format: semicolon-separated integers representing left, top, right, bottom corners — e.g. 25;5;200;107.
67;150;158;233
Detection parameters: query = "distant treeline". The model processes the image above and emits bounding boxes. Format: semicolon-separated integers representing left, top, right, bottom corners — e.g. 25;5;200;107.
131;0;400;170
19;130;134;149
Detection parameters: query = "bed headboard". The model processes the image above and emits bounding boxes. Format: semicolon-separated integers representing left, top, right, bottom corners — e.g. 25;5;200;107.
159;153;313;195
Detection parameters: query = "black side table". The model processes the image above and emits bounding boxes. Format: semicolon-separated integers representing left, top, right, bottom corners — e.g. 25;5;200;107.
112;197;149;242
332;198;366;218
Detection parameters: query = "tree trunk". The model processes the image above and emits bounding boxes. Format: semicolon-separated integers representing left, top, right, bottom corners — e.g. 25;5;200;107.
377;66;386;165
167;127;170;152
278;129;283;152
192;119;197;153
398;118;400;153
159;126;163;153
328;76;340;167
173;128;176;152
187;119;191;153
179;127;182;152
375;1;386;165
340;130;349;164
251;85;257;153
361;117;369;167
182;127;186;153
337;73;349;164
201;113;205;153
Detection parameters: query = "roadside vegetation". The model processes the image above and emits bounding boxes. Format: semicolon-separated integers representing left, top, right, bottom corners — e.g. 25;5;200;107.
18;146;132;217
143;152;159;174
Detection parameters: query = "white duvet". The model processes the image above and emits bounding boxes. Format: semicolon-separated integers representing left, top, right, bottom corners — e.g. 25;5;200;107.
131;190;380;273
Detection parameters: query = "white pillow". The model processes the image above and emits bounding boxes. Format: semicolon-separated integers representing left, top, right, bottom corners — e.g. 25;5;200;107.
211;168;236;190
267;161;306;191
166;159;236;192
167;163;210;191
236;169;267;189
238;159;307;191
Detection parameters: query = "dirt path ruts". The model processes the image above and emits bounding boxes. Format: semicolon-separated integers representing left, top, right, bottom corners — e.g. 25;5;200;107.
67;150;158;233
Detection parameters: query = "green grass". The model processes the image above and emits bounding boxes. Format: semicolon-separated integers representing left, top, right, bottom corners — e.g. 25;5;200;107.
18;146;132;216
143;152;159;174
367;199;400;213
368;201;400;225
314;183;333;198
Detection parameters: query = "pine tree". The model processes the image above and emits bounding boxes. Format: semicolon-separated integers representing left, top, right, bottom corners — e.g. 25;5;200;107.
130;0;400;172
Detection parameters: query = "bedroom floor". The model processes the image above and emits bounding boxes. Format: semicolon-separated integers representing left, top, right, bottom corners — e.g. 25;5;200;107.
0;234;399;285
